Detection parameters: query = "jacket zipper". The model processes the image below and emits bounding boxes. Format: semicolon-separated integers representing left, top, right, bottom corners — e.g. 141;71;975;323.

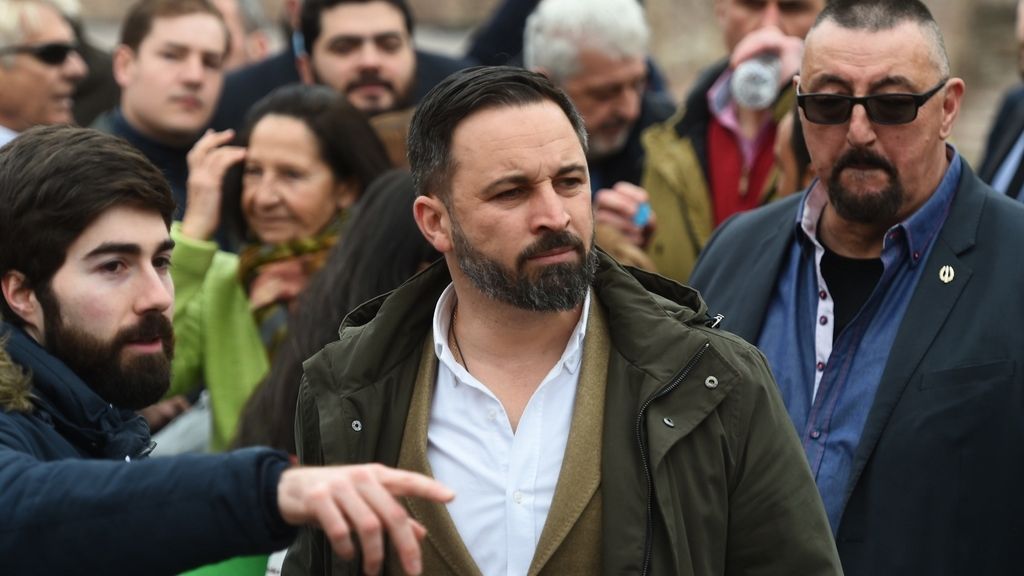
634;341;711;576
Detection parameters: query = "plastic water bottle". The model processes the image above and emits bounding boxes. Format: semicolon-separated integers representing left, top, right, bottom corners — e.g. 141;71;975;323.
730;53;781;110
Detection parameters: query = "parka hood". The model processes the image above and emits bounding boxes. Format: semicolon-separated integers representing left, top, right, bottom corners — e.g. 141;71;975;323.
0;332;32;413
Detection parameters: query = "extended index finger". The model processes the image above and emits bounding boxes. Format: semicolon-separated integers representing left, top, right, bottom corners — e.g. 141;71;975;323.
375;466;454;503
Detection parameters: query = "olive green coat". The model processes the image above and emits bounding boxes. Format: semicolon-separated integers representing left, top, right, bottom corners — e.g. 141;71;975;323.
641;62;795;284
283;252;841;576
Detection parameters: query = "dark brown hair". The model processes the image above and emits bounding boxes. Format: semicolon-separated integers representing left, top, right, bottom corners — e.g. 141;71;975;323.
0;126;175;326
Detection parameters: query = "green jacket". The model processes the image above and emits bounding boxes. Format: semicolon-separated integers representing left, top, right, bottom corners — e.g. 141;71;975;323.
642;61;794;284
170;223;269;451
284;252;842;575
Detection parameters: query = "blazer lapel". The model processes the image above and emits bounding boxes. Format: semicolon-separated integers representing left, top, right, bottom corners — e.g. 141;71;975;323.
844;170;982;499
528;299;609;575
393;339;482;576
721;210;795;343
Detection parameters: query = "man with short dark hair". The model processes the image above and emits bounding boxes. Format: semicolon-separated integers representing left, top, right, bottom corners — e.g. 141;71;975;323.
0;0;87;145
92;0;230;217
211;0;469;137
0;125;453;576
286;65;842;576
690;1;1024;573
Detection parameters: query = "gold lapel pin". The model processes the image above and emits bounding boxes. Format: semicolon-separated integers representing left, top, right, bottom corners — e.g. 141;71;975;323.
939;265;955;284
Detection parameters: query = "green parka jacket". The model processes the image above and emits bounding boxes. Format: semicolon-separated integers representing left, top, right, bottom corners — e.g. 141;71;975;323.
284;252;842;576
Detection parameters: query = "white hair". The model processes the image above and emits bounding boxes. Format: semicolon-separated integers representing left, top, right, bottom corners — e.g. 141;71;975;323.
0;0;61;67
524;0;649;81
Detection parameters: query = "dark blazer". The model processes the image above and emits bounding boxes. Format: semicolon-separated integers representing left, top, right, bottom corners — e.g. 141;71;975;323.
978;84;1024;184
689;165;1024;576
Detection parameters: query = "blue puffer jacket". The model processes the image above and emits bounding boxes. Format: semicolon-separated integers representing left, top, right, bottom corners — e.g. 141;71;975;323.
0;324;296;575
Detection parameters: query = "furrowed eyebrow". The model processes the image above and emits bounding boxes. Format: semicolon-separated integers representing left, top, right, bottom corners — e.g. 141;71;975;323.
555;163;587;177
483;163;588;194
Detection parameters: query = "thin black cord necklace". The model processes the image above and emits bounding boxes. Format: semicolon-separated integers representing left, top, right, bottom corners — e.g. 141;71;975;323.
449;302;469;373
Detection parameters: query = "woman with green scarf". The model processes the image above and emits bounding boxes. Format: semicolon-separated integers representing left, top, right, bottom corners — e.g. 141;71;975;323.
167;85;392;451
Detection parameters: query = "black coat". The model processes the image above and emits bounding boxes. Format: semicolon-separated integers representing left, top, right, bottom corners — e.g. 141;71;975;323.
689;165;1024;575
0;324;295;575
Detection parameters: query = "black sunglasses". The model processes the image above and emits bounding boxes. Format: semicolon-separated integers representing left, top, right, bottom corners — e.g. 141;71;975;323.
796;79;948;125
0;42;79;65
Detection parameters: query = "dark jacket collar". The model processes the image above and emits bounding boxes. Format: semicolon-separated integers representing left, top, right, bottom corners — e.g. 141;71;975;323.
0;323;152;460
318;250;710;390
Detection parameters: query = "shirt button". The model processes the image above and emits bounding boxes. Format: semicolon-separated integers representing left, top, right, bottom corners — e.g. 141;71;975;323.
819;316;828;326
913;251;921;261
816;361;825;372
810;430;822;439
819;290;827;300
513;490;524;504
487;409;497;422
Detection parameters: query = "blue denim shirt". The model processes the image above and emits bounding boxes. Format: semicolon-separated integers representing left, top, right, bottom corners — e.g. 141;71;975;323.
757;149;962;530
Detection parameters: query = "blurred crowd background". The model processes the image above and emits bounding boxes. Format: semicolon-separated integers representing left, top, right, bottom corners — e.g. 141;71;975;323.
73;0;1019;165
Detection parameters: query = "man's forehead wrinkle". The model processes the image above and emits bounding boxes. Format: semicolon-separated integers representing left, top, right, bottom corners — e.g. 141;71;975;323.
803;28;934;92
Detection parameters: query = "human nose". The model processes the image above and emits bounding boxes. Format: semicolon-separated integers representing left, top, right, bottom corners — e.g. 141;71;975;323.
760;2;781;28
250;175;282;209
529;184;572;233
356;43;382;69
846;102;877;147
615;84;642;123
135;264;173;314
63;50;88;82
180;54;204;85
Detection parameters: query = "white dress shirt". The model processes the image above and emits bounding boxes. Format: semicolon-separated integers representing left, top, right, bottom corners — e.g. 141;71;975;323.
427;285;590;576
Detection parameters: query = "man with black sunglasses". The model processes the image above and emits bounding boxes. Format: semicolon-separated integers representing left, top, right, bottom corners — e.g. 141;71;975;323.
0;0;87;146
691;0;1024;574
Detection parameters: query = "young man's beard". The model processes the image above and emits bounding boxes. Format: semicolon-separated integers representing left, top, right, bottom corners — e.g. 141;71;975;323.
38;289;174;411
450;216;597;312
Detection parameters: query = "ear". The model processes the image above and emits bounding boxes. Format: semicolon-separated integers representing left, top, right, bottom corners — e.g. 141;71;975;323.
297;53;314;85
413;195;453;254
938;77;965;140
1;271;44;338
244;31;270;63
334;179;359;210
112;44;136;89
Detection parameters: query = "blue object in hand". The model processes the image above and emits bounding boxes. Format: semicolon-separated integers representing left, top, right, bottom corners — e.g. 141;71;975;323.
633;202;652;228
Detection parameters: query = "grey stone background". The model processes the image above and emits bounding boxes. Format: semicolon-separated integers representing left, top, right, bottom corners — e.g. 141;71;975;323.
79;0;1019;164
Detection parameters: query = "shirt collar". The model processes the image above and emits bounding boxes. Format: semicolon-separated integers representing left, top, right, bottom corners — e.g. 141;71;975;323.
431;284;591;389
795;145;962;265
0;124;19;147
